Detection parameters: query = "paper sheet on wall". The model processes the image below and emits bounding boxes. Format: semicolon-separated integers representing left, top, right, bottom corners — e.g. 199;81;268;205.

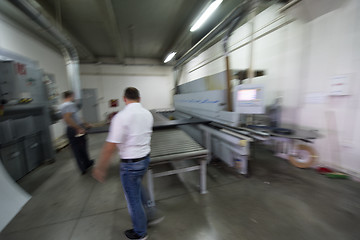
305;92;327;104
330;74;350;96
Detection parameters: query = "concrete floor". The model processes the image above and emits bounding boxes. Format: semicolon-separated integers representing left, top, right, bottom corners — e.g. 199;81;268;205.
1;133;360;240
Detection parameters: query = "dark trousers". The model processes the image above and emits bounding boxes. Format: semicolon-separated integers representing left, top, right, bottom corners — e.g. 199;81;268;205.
66;127;92;173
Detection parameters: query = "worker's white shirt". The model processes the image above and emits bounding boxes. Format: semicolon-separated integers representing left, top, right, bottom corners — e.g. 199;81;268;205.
106;103;153;159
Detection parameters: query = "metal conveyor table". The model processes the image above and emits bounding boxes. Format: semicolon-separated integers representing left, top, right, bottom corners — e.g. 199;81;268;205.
147;128;208;205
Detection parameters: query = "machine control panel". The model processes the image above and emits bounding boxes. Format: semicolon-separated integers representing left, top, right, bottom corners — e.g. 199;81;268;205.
233;84;265;114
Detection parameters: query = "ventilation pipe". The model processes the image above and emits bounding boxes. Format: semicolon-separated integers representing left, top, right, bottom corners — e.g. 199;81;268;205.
279;0;302;12
9;0;82;102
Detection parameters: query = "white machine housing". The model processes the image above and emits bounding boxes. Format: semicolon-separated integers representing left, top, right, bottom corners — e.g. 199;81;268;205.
174;84;265;126
174;90;240;126
173;81;266;176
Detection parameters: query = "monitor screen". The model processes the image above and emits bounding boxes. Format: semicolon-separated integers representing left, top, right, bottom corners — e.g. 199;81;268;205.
237;89;257;101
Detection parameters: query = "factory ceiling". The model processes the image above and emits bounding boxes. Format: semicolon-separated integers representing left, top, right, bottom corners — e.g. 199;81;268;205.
36;0;249;64
1;0;290;65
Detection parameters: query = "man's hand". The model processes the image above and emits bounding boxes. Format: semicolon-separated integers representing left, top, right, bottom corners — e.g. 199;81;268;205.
77;128;86;135
92;167;106;183
91;142;117;183
83;123;93;129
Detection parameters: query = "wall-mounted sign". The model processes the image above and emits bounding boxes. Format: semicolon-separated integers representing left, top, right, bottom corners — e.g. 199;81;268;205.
305;92;327;104
330;74;350;96
15;62;26;75
109;99;118;107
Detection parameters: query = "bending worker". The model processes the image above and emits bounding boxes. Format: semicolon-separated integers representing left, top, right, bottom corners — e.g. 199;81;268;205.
60;91;94;174
92;87;163;240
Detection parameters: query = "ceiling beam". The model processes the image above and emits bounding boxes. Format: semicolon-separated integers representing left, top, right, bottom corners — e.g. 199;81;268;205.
97;0;125;63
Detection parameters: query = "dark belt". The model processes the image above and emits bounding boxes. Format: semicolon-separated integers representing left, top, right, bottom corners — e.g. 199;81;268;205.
121;154;150;163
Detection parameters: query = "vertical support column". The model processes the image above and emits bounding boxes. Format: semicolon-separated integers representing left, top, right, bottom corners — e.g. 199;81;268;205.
205;131;212;163
248;1;257;84
200;159;207;194
225;56;233;111
146;168;156;206
241;142;250;175
241;155;248;175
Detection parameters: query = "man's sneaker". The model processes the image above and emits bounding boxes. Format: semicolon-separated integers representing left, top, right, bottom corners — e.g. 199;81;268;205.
124;229;148;240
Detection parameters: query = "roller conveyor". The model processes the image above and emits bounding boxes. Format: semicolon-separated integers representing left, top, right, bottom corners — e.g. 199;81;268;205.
86;110;210;134
150;129;208;163
147;128;208;205
88;111;210;203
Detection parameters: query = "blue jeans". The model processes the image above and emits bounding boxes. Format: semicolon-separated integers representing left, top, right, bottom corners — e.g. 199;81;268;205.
120;156;152;236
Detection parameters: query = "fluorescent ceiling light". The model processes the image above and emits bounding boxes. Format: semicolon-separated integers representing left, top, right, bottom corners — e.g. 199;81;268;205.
190;0;223;32
164;52;177;63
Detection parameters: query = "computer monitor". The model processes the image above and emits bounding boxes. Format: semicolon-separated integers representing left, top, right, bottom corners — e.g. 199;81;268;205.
238;89;257;101
233;84;265;114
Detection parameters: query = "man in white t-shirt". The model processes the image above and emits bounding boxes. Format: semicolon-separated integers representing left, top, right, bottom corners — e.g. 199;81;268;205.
92;87;162;240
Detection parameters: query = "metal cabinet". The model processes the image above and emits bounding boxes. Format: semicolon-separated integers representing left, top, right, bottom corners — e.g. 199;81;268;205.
24;133;43;171
33;115;45;132
12;116;35;139
0;120;13;144
0;61;55;181
0;118;44;180
0;141;27;181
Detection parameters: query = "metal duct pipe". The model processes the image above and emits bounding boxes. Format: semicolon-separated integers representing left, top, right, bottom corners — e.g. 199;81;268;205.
65;58;81;104
174;0;251;69
222;15;243;54
9;0;82;101
279;0;302;12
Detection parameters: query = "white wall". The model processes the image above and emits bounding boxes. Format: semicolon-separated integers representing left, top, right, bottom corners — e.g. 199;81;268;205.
80;64;174;121
179;1;360;176
0;12;69;140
